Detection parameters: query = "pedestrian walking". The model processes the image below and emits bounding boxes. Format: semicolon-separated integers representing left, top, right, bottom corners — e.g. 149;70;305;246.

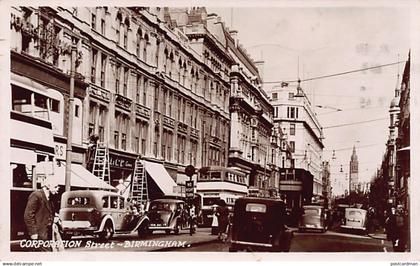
216;199;230;242
211;205;219;235
385;206;407;252
24;176;60;251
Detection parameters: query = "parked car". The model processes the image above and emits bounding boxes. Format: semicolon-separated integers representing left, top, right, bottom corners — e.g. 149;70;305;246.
340;207;368;234
59;190;149;240
147;198;191;234
298;205;328;233
229;197;293;252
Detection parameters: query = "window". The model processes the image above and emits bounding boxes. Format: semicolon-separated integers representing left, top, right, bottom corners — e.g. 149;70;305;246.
153;129;159;157
289;141;295;153
114;130;119;149
91;13;96;29
123;25;128;49
74;105;80;117
136;75;141;103
91;49;98;83
272;93;278;100
121;133;127;150
161;130;166;159
136;30;141;57
168;92;173;117
12;163;33;188
274;106;279;118
99;106;106;142
287;107;298;119
143;34;149;62
123;67;129;96
100;53;106;88
288;92;294;99
101;18;105;35
115;64;121;94
154;86;159;111
290;123;296;135
141;122;148;155
49;99;60;113
143;78;148;106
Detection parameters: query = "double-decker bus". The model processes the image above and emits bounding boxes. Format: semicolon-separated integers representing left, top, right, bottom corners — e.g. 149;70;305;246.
196;167;248;227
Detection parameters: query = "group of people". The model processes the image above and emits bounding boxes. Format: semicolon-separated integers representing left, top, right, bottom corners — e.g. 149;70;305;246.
210;199;231;242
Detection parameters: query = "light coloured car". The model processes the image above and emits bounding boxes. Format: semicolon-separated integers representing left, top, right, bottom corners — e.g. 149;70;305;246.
340;207;367;233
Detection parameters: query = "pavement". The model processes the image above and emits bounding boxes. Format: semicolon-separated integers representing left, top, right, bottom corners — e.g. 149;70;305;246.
367;230;387;240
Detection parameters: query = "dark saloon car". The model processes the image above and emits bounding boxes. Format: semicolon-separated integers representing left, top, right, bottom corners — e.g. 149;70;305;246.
147;198;190;234
229;197;293;252
298;205;328;232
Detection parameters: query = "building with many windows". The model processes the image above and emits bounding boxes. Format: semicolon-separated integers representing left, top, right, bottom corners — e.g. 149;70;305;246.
9;6;236;236
267;81;324;208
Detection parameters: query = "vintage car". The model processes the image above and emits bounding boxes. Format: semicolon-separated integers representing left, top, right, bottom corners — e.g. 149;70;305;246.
59;190;149;240
229;197;293;252
340;207;368;233
147;198;191;234
298;205;328;232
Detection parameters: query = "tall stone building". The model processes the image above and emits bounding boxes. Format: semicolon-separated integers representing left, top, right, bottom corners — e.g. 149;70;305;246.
349;146;359;192
9;6;235;236
266;81;324;208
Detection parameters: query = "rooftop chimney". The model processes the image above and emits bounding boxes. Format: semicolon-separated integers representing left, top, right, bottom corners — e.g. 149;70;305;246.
229;30;238;47
254;60;264;80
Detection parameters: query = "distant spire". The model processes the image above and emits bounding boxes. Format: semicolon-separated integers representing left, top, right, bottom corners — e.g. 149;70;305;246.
395;53;401;98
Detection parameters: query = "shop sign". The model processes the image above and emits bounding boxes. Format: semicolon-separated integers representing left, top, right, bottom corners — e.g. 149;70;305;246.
109;154;135;170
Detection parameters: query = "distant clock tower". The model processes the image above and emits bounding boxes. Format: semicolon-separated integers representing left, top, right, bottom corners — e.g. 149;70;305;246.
349;146;359;192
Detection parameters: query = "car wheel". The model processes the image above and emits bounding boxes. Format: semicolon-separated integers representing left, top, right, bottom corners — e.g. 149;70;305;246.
138;224;150;238
99;222;114;241
174;223;181;235
61;233;72;241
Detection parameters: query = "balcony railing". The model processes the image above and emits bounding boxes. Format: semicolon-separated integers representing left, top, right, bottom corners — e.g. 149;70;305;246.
163;115;175;128
89;84;110;102
136;103;150;119
115;93;132;110
190;128;199;139
177;122;188;134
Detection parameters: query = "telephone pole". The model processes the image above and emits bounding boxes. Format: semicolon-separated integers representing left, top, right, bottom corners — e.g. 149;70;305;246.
65;39;77;192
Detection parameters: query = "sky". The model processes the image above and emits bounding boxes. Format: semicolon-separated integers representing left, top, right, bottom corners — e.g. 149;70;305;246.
209;5;412;194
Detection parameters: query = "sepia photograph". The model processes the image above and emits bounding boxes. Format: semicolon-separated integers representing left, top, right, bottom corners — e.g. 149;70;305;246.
2;0;418;263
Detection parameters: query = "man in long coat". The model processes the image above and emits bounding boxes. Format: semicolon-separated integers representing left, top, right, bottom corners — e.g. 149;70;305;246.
24;177;60;251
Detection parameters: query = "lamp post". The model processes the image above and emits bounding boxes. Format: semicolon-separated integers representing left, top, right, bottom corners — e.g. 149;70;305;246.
65;38;78;192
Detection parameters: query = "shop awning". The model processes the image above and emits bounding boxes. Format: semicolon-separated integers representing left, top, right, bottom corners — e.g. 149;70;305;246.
54;163;117;191
141;160;178;196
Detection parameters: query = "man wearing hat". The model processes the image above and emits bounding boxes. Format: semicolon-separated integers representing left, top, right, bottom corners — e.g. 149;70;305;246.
24;176;60;251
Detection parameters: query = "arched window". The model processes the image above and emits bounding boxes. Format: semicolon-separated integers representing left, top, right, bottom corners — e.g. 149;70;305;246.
115;11;123;45
143;33;149;62
123;18;130;49
178;58;182;82
136;28;142;57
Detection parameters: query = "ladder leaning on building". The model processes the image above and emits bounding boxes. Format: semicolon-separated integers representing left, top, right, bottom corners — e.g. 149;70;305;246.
92;142;111;184
130;158;148;206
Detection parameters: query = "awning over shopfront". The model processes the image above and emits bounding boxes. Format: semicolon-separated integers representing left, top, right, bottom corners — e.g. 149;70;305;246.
54;163;116;191
141;160;178;196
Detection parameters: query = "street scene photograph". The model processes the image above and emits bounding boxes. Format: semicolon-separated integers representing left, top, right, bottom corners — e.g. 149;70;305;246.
5;2;415;258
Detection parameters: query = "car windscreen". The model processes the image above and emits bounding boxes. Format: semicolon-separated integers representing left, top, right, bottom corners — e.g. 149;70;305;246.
348;210;363;217
150;202;176;212
303;208;320;215
67;197;90;206
245;203;267;213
